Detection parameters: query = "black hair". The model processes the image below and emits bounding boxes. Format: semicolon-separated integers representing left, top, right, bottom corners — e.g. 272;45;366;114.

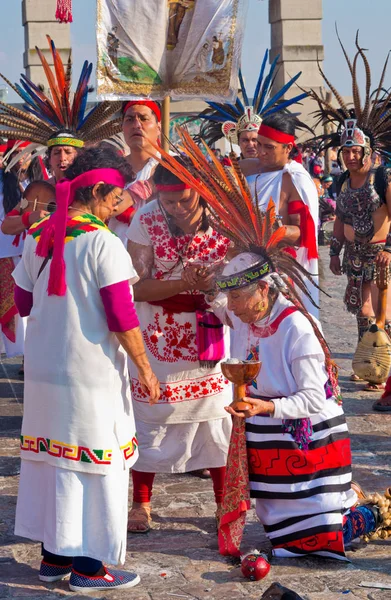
153;159;208;233
261;113;299;159
262;112;296;137
2;156;46;213
64;146;134;205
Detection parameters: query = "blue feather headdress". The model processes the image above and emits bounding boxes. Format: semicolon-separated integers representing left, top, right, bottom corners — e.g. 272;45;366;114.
195;49;308;145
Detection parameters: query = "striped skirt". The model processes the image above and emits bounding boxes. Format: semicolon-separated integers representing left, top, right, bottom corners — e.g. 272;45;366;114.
246;401;357;560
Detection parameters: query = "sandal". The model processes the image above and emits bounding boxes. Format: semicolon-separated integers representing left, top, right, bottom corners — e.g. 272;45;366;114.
373;395;391;412
350;373;362;382
363;382;385;392
127;504;151;534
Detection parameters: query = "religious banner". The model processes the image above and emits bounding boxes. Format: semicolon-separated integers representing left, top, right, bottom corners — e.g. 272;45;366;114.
96;0;248;102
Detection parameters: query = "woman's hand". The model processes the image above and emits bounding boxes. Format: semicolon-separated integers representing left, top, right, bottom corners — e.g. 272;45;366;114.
224;397;275;419
181;264;216;292
138;368;161;405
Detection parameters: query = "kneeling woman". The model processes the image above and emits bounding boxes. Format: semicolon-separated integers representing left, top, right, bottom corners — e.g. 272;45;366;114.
214;252;383;560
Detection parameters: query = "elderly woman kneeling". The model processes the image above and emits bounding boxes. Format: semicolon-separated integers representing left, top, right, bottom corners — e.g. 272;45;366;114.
212;252;384;560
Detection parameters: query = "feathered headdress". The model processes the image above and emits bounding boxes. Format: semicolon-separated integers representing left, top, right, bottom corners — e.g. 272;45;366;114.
149;127;341;402
0;35;123;170
306;30;391;161
193;49;309;145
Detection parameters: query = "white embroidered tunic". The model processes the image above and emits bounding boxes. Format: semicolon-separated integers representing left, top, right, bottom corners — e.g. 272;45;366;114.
13;224;139;475
126;199;232;425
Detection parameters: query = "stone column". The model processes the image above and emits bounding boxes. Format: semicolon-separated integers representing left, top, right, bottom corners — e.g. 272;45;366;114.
269;0;324;133
22;0;71;88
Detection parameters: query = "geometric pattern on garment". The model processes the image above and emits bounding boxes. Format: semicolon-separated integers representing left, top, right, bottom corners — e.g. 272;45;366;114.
246;411;353;560
20;435;138;465
131;373;229;404
29;214;112;245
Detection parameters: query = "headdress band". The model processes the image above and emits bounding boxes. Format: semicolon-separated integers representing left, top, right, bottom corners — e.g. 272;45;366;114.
37;168;125;297
155;183;192;192
216;260;272;291
258;124;295;144
47;137;85;148
123;101;161;122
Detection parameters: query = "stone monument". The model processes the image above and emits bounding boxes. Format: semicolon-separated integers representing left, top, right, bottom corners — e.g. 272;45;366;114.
22;0;71;88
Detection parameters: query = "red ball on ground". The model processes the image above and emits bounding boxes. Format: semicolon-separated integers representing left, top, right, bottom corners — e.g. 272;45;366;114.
241;552;270;581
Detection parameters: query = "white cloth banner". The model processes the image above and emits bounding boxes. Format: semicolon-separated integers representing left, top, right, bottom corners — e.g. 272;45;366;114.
96;0;248;101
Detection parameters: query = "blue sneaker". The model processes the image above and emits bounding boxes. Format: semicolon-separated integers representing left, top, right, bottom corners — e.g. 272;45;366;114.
39;560;72;582
69;567;140;592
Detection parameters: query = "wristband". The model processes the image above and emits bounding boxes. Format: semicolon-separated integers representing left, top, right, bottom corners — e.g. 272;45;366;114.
21;211;32;229
329;236;343;257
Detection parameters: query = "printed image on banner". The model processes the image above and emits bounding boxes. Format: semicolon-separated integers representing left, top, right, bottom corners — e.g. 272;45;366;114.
96;0;247;102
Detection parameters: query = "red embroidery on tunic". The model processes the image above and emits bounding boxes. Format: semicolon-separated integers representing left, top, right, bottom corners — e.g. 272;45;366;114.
143;311;197;362
132;373;229;404
139;208;230;274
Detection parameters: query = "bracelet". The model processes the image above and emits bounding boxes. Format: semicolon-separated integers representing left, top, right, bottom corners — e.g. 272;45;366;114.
21;211;32;229
383;247;391;254
329;236;343;257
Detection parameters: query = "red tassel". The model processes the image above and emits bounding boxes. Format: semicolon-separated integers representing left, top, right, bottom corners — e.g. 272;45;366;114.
56;0;73;23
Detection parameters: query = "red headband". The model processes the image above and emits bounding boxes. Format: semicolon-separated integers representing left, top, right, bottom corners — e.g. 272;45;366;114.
155;183;192;192
123;101;161;122
36;168;125;296
258;124;295;144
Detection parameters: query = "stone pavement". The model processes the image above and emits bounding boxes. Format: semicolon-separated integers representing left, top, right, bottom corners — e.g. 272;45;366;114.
0;246;390;600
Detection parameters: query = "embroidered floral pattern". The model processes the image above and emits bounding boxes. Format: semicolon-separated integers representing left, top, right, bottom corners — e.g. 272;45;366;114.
139;207;230;278
143;311;197;363
131;373;229;404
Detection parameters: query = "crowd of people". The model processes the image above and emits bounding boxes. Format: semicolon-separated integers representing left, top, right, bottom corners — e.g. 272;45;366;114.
0;34;390;593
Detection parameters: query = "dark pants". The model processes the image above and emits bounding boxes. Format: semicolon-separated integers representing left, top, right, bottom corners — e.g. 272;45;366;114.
42;546;102;575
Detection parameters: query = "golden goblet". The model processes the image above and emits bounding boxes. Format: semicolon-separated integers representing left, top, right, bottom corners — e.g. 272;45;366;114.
221;360;261;411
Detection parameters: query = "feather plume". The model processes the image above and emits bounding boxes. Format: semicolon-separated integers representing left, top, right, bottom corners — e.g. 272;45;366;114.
192;49;309;145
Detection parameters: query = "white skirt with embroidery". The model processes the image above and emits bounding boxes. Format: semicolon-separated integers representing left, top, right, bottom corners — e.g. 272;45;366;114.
14;444;129;565
134;417;232;473
130;302;232;425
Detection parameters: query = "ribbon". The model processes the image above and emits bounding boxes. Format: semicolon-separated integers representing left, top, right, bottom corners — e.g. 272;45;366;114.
258;124;295;144
123;101;161;122
155;183;192;192
36;168;125;296
288;200;318;260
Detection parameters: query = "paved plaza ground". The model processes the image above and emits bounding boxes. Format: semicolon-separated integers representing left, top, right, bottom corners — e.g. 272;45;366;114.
0;246;390;600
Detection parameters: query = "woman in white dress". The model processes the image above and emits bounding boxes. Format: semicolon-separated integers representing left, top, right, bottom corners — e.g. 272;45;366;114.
12;147;160;593
126;162;233;533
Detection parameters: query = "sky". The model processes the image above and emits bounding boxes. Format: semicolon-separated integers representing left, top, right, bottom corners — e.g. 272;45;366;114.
0;0;389;103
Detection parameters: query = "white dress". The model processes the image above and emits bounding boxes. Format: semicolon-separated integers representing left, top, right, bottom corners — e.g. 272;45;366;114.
126;200;232;472
13;218;139;564
247;161;319;315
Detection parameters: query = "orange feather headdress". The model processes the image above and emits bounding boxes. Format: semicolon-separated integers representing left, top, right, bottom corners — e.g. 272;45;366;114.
150;126;319;306
0;35;123;171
